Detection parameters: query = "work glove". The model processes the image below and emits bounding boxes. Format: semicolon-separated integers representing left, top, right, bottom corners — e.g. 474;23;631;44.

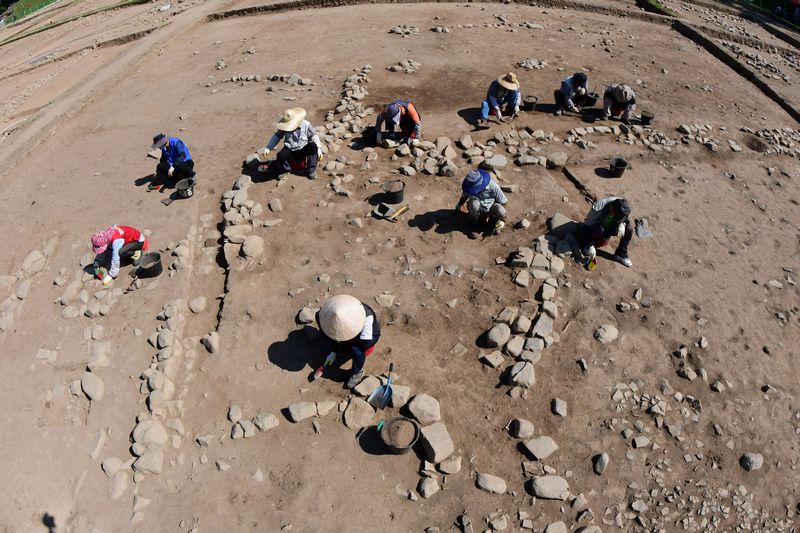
258;148;271;162
410;138;420;147
617;223;626;238
323;352;336;367
375;132;382;144
494;107;503;120
168;166;174;177
513;105;520;115
317;147;323;159
102;275;113;287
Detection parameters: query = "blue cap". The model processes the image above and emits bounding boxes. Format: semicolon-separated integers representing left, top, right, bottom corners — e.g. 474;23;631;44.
462;169;491;195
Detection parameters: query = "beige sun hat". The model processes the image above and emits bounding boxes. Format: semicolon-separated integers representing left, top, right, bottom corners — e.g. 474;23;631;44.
319;294;366;341
498;72;520;91
276;107;307;132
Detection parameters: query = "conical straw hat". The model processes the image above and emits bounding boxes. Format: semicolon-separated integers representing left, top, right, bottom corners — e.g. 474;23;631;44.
319;294;366;341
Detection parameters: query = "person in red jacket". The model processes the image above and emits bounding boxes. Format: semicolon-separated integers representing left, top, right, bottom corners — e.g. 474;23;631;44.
90;225;149;285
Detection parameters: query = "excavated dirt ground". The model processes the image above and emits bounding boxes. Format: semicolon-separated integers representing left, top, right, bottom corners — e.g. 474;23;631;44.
0;0;799;532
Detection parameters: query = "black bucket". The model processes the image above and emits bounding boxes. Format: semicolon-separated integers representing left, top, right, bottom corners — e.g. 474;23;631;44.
136;252;163;278
609;156;628;178
380;416;419;455
640;111;654;126
176;178;195;199
522;95;538;112
381;179;405;204
582;92;600;108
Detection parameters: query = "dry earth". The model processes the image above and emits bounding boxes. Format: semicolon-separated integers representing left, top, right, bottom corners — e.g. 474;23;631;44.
0;0;799;532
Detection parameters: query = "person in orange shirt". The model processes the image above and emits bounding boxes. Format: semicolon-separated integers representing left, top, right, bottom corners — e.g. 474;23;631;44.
374;99;421;145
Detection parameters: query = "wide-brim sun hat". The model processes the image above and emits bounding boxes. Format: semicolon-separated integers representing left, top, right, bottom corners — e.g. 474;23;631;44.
151;133;168;150
462;169;491;196
498;72;519;91
277;107;307;132
319;294;366;341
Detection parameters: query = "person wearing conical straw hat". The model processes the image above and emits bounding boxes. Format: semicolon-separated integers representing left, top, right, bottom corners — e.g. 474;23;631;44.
477;72;522;128
257;107;322;179
315;294;381;389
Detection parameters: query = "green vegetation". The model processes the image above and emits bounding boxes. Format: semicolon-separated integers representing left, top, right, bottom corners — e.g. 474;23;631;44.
4;0;59;23
0;0;148;46
636;0;679;17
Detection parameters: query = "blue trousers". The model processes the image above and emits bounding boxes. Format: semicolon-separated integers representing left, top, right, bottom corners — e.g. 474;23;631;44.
481;98;514;119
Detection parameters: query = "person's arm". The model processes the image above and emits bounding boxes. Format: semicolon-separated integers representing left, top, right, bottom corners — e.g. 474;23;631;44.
623;97;636;120
455;192;468;211
108;238;124;278
512;90;522;113
562;81;577;111
492;182;508;205
265;131;282;151
406;104;421;140
308;125;322;154
173;140;188;165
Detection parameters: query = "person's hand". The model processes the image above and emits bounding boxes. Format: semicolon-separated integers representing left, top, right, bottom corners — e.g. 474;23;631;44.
617;223;626;238
513;105;520;115
494;107;503;121
258;147;271;161
375;132;382;144
168;166;174;177
102;275;113;287
575;105;582;113
410;138;420;147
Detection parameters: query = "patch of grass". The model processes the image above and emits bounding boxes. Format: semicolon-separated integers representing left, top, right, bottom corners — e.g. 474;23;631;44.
5;0;59;22
636;0;678;17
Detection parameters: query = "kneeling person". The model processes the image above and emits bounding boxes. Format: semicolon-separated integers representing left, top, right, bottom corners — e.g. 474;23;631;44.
580;196;633;268
375;99;421;145
150;133;195;191
91;225;149;285
259;107;321;180
478;72;521;127
602;84;636;123
456;169;508;239
316;295;381;389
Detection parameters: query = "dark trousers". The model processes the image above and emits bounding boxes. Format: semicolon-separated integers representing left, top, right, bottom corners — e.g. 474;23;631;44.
154;160;195;186
334;340;378;373
580;221;633;258
554;90;587;110
271;143;318;176
95;240;144;270
385;118;419;140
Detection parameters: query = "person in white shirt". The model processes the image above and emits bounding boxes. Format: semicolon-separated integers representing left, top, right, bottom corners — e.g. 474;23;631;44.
258;107;321;179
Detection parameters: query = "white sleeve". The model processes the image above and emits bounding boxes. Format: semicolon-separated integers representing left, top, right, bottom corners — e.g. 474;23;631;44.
109;238;124;278
359;315;374;340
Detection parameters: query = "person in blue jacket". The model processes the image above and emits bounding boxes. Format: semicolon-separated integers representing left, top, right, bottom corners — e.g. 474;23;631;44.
477;72;521;127
554;72;588;116
149;133;195;191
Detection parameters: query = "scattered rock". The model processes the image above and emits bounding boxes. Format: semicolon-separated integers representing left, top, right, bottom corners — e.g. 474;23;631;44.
594;324;618;344
740;452;763;471
287;402;317;422
419;422;454;462
343;397;375;429
476;473;507;494
80;372;104;401
242;236;265;259
530;475;569;500
486;323;511;348
408;393;441;425
551;398;567;417
522;436;558;460
418;477;440;498
592;453;609;475
254;414;279;431
228;405;243;423
510;418;534;438
188;297;207;313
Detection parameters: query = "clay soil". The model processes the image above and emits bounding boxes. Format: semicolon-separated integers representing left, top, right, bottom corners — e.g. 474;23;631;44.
0;0;799;532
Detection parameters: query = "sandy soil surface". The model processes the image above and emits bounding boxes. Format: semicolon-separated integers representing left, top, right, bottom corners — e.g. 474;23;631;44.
0;0;798;532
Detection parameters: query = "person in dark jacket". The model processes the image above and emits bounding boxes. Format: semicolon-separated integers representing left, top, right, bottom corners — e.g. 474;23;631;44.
554;72;588;116
315;294;381;389
602;84;636;123
580;196;634;267
149;133;195;191
477;72;521;127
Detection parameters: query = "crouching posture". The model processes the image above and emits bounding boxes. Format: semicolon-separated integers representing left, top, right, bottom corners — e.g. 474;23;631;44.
258;107;321;180
478;72;521;127
150;134;195;191
580;196;633;268
554;72;588;116
455;169;508;239
91;225;149;285
315;295;381;389
375;99;421;145
602;84;636;123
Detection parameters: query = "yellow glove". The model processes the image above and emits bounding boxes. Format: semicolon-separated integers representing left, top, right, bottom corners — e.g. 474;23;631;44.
102;275;113;287
257;148;271;162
